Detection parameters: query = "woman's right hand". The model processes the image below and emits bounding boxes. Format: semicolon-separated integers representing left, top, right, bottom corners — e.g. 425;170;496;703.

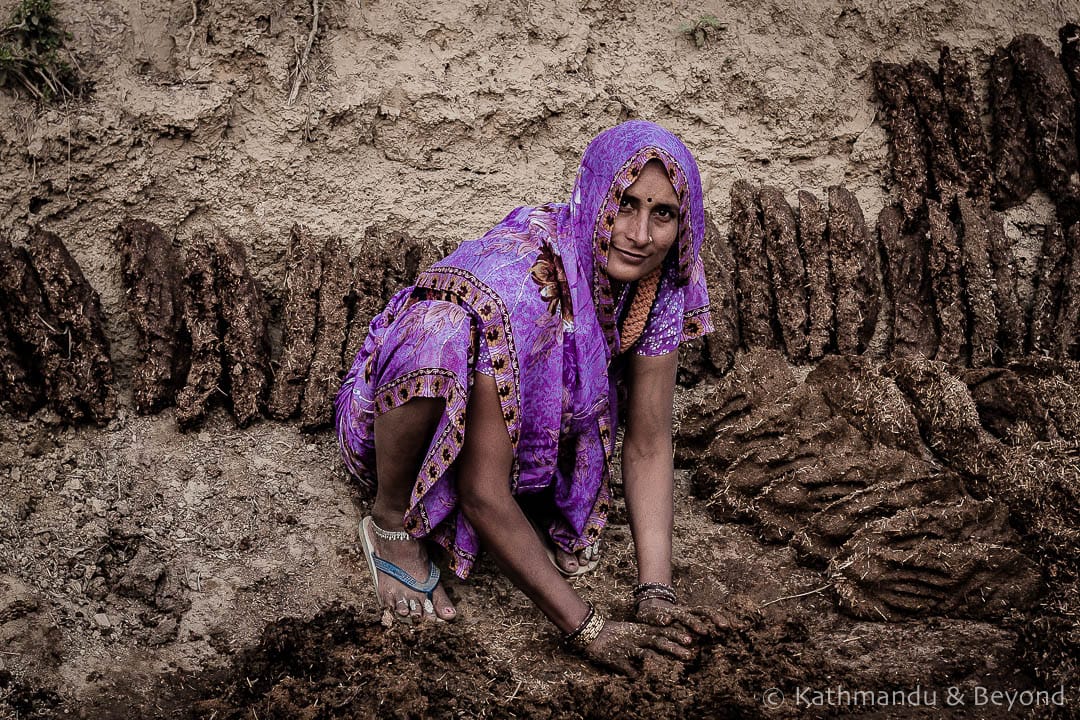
580;619;695;676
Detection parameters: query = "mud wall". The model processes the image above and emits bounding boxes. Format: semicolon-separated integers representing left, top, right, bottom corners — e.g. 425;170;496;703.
0;1;1073;385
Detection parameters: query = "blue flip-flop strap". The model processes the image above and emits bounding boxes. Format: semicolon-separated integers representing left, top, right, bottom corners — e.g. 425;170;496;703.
372;556;440;598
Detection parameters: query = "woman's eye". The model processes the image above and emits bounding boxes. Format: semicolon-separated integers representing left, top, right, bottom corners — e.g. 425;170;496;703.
653;207;674;220
618;198;633;212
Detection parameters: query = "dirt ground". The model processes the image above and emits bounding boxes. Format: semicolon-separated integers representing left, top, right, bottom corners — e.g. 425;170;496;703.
2;0;1079;718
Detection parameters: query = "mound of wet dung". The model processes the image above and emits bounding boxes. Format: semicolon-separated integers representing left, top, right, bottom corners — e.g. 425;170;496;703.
299;235;354;431
267;224;322;420
678;212;738;384
215;233;272;428
680;351;1044;622
184;604;516;719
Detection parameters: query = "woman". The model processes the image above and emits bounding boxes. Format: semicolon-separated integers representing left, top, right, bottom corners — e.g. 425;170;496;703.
335;120;725;673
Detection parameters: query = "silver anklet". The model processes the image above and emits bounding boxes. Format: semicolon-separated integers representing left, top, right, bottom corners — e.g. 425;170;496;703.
371;519;413;541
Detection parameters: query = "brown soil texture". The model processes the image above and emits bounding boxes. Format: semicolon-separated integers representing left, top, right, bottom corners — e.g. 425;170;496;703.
3;2;1080;719
759;187;809;363
266;224;322;421
939;47;993;202
826;186;879;355
989;47;1039;210
114;219;185;416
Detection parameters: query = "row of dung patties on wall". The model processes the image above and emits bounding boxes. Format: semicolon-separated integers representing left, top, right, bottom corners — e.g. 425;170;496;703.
0;219;439;429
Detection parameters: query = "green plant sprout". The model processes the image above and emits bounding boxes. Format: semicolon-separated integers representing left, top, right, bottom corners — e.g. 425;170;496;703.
678;14;727;48
0;0;79;101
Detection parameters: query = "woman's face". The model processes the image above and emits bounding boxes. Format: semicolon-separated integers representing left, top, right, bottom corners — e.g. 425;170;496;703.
606;159;679;283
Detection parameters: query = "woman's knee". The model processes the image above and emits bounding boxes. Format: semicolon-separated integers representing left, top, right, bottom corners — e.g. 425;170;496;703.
374;398;444;454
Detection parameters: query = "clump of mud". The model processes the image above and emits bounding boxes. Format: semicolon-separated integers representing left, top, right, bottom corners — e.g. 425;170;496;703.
172;603;822;720
183;604;516;719
677;212;738;384
299;235;353;431
678;349;1080;700
175;232;223;430
718;183;879;366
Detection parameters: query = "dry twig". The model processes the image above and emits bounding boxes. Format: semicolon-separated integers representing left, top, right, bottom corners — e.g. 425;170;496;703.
287;0;320;105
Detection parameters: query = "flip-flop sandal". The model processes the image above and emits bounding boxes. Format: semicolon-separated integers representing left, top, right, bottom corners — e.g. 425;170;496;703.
359;516;441;613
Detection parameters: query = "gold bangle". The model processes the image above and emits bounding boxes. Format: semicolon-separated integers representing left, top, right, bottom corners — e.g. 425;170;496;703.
570;608;606;650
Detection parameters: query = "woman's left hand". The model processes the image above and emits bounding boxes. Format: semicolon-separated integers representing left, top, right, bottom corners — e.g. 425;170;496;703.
635;597;740;637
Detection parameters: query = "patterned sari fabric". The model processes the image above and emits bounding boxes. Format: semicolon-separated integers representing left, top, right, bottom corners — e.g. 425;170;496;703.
335;120;713;578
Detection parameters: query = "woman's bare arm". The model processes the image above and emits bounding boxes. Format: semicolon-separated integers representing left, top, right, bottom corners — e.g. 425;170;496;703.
456;373;590;633
456;372;695;672
622;350;679;587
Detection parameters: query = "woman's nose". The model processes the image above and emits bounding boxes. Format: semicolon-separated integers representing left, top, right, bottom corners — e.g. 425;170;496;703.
629;211;651;246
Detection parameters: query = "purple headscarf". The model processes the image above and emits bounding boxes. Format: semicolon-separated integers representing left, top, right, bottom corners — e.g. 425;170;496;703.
336;120;712;578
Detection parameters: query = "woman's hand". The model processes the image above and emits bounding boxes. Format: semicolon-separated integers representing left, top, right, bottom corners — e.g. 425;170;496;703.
635;596;739;638
581;619;694;676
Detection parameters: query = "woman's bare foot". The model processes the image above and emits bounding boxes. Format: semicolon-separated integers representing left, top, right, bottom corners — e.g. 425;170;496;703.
551;545;600;575
364;513;456;621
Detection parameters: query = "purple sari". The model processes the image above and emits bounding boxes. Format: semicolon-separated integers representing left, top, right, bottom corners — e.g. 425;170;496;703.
335;121;713;578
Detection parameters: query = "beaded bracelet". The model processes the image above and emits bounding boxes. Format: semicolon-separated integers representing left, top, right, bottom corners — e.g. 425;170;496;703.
632;582;677;606
563;602;607;650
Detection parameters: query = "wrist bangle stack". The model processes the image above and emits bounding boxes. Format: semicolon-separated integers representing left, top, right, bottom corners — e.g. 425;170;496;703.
632;582;677;607
563;601;607;650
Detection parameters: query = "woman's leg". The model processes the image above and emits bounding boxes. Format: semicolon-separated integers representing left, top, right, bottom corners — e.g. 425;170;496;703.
370;397;456;620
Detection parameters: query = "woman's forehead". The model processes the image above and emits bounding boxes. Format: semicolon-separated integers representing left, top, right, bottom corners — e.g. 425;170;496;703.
623;160;678;201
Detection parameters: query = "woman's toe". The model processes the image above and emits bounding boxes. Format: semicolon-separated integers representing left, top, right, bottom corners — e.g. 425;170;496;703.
433;587;457;621
555;549;578;573
407;598;423;619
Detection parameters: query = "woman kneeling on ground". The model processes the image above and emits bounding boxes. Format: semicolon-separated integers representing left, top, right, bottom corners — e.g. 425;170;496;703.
335;120;728;673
